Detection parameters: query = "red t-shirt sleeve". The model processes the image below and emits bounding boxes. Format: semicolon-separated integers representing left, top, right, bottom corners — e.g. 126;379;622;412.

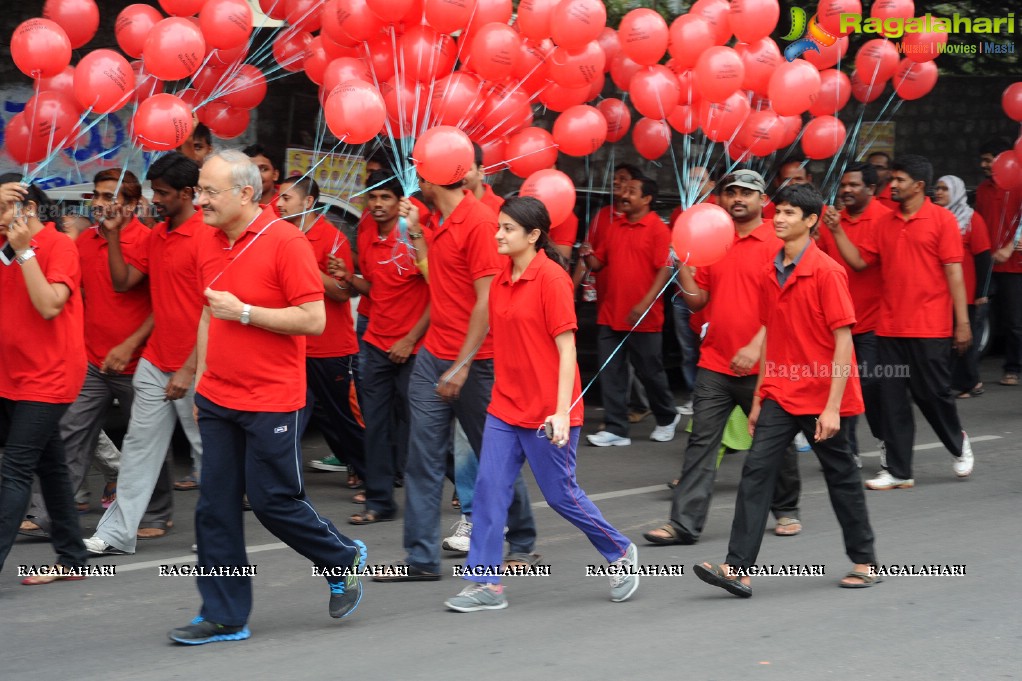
820;267;857;331
543;268;578;338
694;263;712;292
970;213;991;254
277;235;325;307
466;215;502;281
938;211;965;264
651;222;672;270
128;233;151;274
549;212;578;247
44;235;80;292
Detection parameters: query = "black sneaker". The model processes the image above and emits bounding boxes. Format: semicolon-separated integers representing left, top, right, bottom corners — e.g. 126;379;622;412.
168;617;250;645
328;539;368;619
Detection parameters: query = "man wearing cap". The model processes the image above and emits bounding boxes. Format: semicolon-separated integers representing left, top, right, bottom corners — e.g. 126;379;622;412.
642;169;802;546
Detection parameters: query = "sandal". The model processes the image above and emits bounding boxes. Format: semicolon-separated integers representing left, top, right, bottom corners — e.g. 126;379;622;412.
693;562;752;598
1000;373;1019;386
451;492;460;510
349;510;395;525
21;565;87;586
173;473;200;491
839;569;883;588
346;471;362;489
101;482;117;508
352;492;366;504
666;479;679;489
503;552;543;569
774;517;802;536
642;524;696;546
18;520;50;539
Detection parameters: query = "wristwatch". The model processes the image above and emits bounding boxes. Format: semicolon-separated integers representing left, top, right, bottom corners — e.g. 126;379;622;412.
408;231;424;240
240;304;251;325
15;248;36;265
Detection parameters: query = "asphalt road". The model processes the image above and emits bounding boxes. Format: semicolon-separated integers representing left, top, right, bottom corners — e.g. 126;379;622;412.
2;357;1020;681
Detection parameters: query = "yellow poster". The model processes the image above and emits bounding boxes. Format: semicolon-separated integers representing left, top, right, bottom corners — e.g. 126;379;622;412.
857;122;896;160
285;148;366;204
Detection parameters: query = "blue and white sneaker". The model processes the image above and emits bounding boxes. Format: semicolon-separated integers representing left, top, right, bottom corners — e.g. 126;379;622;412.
329;539;368;619
168;616;250;645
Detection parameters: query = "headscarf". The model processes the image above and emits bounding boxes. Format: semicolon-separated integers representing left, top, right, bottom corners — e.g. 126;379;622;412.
938;175;973;235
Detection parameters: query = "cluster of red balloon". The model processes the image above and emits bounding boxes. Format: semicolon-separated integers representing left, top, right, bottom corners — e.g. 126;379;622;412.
992;83;1022;191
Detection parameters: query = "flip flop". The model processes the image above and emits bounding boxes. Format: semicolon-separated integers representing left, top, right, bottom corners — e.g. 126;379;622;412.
18;521;50;539
352;492;366;504
502;552;543;569
173;474;200;491
839;569;883;588
642;524;696;546
349;510;395;525
21;566;87;586
693;562;752;598
774;517;802;536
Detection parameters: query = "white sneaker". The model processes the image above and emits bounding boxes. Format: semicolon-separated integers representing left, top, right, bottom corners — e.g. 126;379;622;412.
609;543;639;602
442;516;472;553
865;470;915;490
650;414;682;442
793;432;812;452
678;400;693;416
953;431;974;477
587;431;632;447
83;536;130;556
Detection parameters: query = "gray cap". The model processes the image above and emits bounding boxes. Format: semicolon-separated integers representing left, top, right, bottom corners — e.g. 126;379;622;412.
719;170;766;193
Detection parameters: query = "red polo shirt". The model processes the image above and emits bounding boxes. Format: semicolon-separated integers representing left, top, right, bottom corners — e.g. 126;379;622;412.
423;191;501;361
816;199;890;334
197;211;324;411
360;222;431;354
479;183;504;214
0;224;86;403
694;221;781;376
126;212;211;373
592;211;672;332
875;184;898;211
355;196;433;317
304;216;359;358
960;212;991;304
859;198;964;338
549;211;578;248
488;250;584;428
76;217;152;373
976;178;1022;274
759;240;863;417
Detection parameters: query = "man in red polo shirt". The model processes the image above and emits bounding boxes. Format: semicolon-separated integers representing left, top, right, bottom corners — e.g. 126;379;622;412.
168;150;366;645
583;176;678;447
642;170;801;546
819;162;891;462
693;183;878;598
824;154;974;490
21;169;156;539
977;138;1022;387
868;151;898;210
276;176;366;494
465;143;505;215
82;153;208;556
372;169;536;582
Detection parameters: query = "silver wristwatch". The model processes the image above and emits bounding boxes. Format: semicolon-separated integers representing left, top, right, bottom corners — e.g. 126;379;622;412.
15;248;36;265
240;304;252;325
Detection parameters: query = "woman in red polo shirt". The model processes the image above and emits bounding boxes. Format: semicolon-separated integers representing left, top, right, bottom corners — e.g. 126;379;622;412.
0;178;88;584
443;197;638;613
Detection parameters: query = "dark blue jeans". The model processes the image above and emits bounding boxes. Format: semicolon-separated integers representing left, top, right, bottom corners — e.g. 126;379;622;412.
847;331;884;454
672;296;701;392
304;355;366;479
359;343;414;517
0;400;86;573
193;394;361;626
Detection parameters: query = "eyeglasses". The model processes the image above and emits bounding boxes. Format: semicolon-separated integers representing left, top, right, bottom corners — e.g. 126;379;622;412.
194;185;242;198
721;171;763;186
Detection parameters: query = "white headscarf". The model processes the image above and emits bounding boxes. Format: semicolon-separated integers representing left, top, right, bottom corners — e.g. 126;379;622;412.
938;175;973;235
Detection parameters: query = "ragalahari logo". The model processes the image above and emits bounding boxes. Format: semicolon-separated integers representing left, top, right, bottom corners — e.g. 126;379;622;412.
782;7;838;62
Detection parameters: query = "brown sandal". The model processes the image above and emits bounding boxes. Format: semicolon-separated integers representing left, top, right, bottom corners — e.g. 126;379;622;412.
346;471;362;489
349;509;395;525
352;492;366;504
642;524;696;546
21;565;87;586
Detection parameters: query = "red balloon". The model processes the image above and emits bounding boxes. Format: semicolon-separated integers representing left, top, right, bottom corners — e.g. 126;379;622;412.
481;138;508;172
74;49;134;114
854;39;899;85
671;68;698;106
548;42;604;89
367;0;414;23
144;18;206;81
871;0;914;20
191;63;227;97
324;0;384;44
116;5;165;59
199;0;252;50
738;109;784;156
177;88;203;110
1003;83;1022;122
609;53;641;91
304;37;332;85
629;65;680;120
850;69;886;103
399;25;456;83
423;0;476;34
519;169;576;225
22;91;81;150
220;64;268;109
550;0;606;52
160;0;205;16
273;29;312;72
260;0;287;20
673;203;733;266
902;24;948;63
699;92;750;143
587;72;606;101
36;67;82;113
207;43;249;69
517;0;557;41
4;113;49;164
668;15;715;70
992;151;1022;190
506;127;558;178
778;114;802;147
325;80;386;144
465;0;512;33
729;0;779;43
694;46;744;103
632;117;672;160
768;60;821;116
129;61;166;104
359;33;396;83
801;115;846;160
618;8;669;66
666;104;698;134
11;19;72;79
595;28;620;72
466;23;521;82
430;72;482;127
1014;135;1022;160
552;104;607;157
285;0;323;31
892;59;937;101
473;88;532;140
597;98;631;142
381;78;429;135
200;101;251;138
809;68;851;115
736;38;781;98
692;0;732;45
803;35;849;70
42;0;100;49
816;0;862;36
132;93;194;151
513;39;553;95
412;125;474;184
539;81;591;112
